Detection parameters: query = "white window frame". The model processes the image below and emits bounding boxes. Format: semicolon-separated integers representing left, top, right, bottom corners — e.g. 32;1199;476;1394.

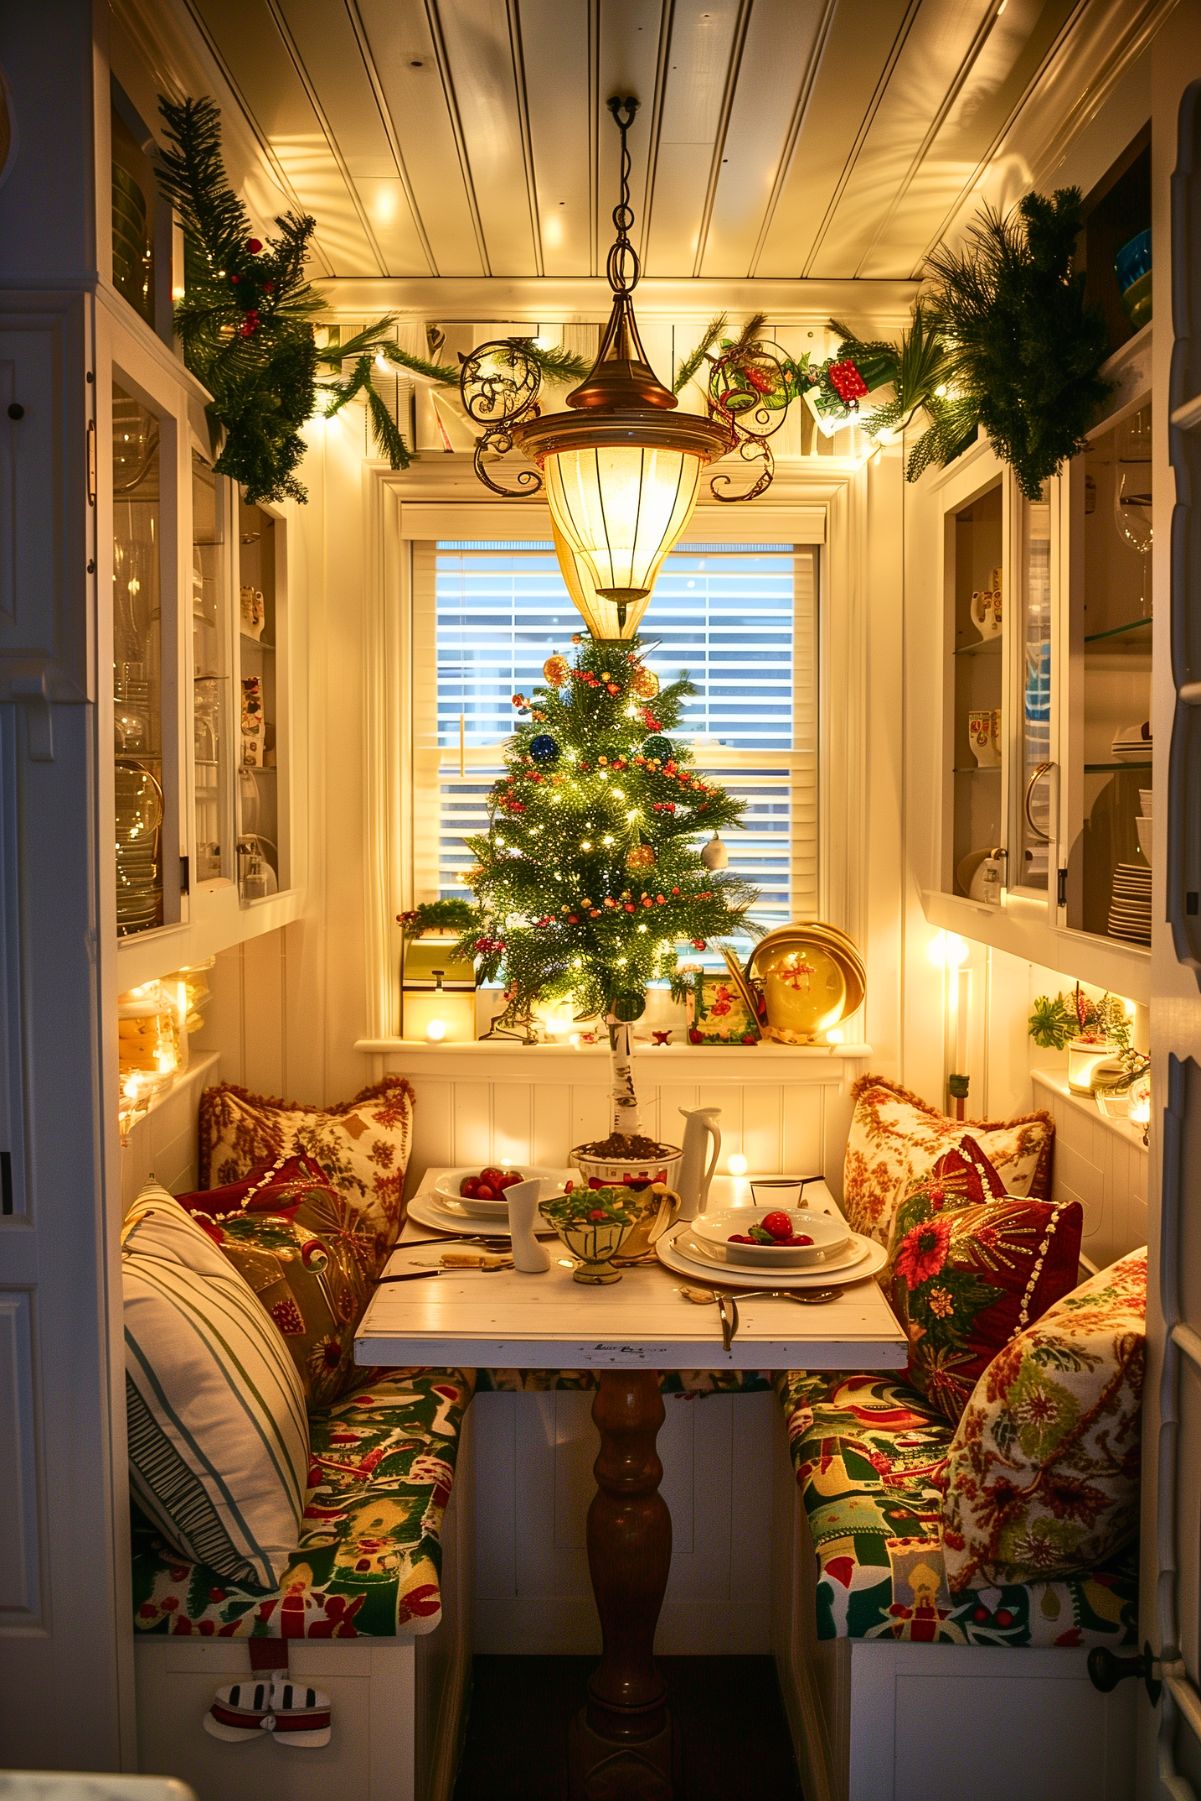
362;467;870;1041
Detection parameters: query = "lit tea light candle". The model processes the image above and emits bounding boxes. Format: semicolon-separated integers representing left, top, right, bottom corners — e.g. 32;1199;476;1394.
727;1152;748;1176
425;1019;448;1043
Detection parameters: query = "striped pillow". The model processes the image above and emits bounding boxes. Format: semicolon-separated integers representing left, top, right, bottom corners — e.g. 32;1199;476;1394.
122;1184;310;1590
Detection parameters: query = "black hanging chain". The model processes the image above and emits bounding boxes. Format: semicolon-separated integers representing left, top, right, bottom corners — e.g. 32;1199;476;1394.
605;95;640;296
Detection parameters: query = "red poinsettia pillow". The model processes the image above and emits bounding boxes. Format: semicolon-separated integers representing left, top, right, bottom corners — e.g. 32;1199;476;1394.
177;1153;377;1407
885;1152;1083;1424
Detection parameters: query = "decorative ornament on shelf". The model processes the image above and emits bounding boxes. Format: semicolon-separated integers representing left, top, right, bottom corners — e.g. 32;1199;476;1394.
746;922;866;1045
700;833;729;870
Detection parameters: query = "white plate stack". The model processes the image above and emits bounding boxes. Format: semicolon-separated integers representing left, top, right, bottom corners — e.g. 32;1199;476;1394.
1108;853;1152;945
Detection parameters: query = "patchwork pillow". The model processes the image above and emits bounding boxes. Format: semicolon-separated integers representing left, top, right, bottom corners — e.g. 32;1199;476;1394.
122;1184;310;1591
843;1074;1054;1246
178;1154;377;1407
885;1180;1083;1423
198;1076;416;1256
940;1248;1147;1592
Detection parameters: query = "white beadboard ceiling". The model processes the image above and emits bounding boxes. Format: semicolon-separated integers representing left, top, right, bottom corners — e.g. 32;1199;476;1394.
167;0;1159;294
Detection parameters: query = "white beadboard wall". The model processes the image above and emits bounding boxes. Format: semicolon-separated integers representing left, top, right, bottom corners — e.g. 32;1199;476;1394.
364;1044;873;1200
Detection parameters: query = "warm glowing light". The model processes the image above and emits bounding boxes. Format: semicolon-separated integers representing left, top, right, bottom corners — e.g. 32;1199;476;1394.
425;1019;448;1043
928;930;969;968
826;1027;845;1045
727;1152;749;1177
1130;1089;1151;1125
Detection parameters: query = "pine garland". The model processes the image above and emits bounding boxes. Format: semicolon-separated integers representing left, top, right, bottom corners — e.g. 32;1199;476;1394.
456;634;759;1019
154;97;590;504
925;188;1113;499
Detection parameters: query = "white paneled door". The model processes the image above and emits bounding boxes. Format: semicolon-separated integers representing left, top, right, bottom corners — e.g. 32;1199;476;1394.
1136;14;1201;1795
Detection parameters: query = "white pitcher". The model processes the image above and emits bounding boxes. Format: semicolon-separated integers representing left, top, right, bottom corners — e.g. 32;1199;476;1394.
676;1106;722;1221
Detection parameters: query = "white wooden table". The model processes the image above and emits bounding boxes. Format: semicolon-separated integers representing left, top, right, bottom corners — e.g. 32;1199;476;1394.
355;1172;905;1800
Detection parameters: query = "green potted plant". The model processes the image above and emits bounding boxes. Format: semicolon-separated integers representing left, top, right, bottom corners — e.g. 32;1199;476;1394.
1027;984;1131;1094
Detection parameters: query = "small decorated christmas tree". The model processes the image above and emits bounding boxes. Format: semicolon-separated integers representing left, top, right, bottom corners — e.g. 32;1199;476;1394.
461;633;758;1146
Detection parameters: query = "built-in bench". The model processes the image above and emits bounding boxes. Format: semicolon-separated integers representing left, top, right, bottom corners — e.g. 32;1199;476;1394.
133;1368;476;1801
771;1368;1139;1801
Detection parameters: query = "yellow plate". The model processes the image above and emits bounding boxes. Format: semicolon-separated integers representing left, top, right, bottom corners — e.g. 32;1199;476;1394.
747;929;865;1026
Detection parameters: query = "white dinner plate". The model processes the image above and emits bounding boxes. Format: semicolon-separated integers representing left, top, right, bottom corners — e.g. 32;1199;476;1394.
675;1229;872;1279
432;1166;574;1216
656;1224;886;1290
408;1192;558;1238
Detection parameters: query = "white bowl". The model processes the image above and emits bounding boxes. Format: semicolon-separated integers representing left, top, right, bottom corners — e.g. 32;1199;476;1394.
691;1206;850;1268
1136;817;1152;862
433;1166;572;1216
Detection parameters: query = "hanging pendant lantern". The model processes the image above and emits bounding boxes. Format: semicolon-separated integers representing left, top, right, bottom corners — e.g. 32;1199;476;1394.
460;98;733;641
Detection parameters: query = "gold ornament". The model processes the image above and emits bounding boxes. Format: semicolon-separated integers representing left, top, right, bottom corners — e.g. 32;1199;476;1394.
543;654;570;687
632;666;660;700
626;843;656;871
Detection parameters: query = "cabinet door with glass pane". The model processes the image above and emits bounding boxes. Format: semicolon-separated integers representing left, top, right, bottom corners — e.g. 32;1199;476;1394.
191;446;233;889
236;497;288;902
944;464;1007;905
111;371;182;938
1010;485;1055;900
1062;397;1152;945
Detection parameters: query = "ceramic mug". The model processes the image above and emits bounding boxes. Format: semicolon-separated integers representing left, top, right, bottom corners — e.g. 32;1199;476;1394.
968;709;1000;766
971;588;1002;640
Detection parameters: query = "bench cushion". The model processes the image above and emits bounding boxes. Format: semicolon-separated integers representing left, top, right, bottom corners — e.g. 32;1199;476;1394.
940;1248;1146;1591
132;1367;474;1639
778;1370;1136;1647
843;1076;1055;1247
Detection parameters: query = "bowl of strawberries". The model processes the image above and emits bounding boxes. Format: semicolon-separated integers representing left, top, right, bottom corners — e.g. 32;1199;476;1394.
433;1166;571;1218
691;1206;850;1268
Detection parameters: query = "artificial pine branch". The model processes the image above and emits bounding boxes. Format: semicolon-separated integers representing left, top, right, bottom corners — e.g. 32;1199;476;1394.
673;314;728;393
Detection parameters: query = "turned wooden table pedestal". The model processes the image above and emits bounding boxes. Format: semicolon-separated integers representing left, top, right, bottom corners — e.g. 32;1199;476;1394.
356;1174;906;1801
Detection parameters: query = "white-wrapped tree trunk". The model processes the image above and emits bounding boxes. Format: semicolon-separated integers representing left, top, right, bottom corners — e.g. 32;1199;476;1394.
608;1019;641;1137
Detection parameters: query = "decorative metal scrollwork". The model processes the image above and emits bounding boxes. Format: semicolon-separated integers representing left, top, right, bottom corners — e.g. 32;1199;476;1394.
459;339;544;497
705;337;797;502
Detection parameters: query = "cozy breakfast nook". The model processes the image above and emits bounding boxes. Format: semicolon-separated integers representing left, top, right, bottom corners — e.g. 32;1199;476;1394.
3;1;1201;1797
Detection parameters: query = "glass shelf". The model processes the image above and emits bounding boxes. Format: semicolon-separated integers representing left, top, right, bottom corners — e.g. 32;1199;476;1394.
953;764;1001;774
1085;760;1152;772
954;638;1002;657
1084;616;1153;647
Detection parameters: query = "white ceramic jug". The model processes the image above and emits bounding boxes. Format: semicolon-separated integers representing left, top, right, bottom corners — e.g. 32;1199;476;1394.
506;1177;551;1273
676;1106;722;1221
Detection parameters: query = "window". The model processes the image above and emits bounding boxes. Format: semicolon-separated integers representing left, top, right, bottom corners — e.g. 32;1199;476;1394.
410;539;819;951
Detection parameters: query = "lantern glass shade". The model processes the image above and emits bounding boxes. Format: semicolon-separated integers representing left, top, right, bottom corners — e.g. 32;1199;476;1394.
542;441;705;630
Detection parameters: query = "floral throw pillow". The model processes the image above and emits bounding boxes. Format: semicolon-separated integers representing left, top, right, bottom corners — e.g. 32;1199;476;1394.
842;1074;1054;1246
178;1154;377;1407
198;1077;415;1257
885;1181;1083;1424
939;1249;1146;1592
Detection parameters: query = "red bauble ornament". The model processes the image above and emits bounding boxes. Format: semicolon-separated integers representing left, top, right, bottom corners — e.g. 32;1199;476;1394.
247;237;263;254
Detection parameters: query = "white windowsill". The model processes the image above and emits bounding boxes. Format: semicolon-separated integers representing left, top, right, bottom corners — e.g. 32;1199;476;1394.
356;1037;873;1081
1031;1067;1149;1152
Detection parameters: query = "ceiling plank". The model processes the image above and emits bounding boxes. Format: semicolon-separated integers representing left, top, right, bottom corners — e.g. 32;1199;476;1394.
355;0;488;275
854;0;1081;276
697;0;833;279
751;0;920;279
433;0;540;277
639;0;743;277
519;0;597;277
186;0;383;275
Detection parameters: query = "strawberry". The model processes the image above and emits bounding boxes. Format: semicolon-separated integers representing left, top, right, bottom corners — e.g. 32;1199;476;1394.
795;1234;814;1247
475;1183;496;1202
498;1171;522;1190
762;1210;794;1241
480;1166;504;1189
460;1176;480;1198
727;1232;754;1244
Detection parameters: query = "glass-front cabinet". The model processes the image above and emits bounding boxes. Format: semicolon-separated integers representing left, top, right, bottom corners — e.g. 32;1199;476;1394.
931;347;1152;997
105;317;297;987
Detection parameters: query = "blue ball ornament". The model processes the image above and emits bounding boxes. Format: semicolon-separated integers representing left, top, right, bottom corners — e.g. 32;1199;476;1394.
641;734;675;764
529;733;560;765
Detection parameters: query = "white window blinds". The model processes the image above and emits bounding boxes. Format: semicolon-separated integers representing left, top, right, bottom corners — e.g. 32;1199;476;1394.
410;541;818;943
